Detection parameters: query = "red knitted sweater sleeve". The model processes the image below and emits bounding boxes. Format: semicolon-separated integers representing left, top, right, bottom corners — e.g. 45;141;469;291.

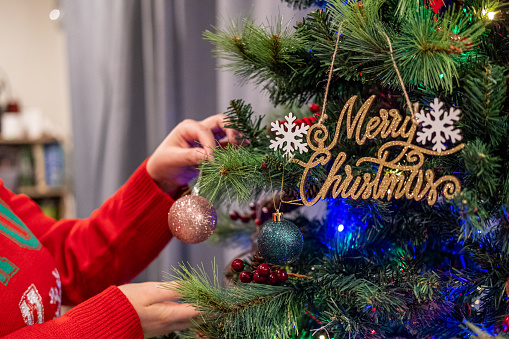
2;286;144;339
7;158;174;305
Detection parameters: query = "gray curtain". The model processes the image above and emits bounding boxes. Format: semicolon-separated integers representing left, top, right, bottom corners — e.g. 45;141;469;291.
62;0;220;282
62;0;306;283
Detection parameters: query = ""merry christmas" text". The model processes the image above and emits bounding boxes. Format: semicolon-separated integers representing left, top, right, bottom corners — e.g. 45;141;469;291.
291;95;464;206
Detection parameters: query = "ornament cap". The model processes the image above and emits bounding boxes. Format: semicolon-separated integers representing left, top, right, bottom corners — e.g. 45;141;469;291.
272;211;283;221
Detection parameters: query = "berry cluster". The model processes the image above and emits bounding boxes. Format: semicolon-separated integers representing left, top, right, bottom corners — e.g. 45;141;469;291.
277;103;320;128
309;103;320;114
280;115;318;127
229;202;275;226
231;259;288;285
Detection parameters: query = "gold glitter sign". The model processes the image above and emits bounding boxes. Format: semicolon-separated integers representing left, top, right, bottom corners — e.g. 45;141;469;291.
290;95;465;206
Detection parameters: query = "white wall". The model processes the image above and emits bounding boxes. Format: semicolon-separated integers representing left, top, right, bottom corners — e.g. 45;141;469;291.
0;0;71;138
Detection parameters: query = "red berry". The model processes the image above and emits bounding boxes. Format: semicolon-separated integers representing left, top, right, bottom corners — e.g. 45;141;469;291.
252;271;266;283
268;271;278;285
276;269;288;282
231;259;244;272
240;215;250;223
239;271;252;283
229;211;240;220
250;210;257;219
309;103;320;113
257;263;270;276
503;315;509;331
254;218;263;226
249;202;256;211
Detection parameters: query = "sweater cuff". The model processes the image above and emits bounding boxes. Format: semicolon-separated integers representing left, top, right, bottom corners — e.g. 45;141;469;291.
62;286;143;338
122;158;175;242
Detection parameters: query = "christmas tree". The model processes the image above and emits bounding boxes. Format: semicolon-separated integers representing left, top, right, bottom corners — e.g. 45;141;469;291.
163;0;509;337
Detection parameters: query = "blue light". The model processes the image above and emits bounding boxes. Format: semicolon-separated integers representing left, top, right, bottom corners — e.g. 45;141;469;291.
337;224;344;232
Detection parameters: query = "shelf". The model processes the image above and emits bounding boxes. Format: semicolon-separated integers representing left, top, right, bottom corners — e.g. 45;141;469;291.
0;136;60;145
18;186;66;199
0;138;70;219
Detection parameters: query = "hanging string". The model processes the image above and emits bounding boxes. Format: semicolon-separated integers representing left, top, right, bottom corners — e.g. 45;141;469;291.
318;24;343;125
279;167;284;210
382;31;419;122
268;169;275;210
269;166;291;212
268;165;305;211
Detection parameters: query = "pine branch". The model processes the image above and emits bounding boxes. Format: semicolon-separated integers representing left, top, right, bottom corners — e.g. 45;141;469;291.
460;64;508;148
389;5;488;92
462;139;502;197
198;144;267;204
204;16;310;106
165;263;304;339
224;99;267;148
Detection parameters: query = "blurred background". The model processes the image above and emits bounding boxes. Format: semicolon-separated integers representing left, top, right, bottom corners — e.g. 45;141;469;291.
0;0;308;282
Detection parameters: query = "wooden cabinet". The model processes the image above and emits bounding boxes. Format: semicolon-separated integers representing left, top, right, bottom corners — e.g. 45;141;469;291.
0;137;70;219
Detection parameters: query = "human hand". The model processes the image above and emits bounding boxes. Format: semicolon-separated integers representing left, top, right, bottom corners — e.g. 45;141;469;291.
118;282;200;338
146;114;238;196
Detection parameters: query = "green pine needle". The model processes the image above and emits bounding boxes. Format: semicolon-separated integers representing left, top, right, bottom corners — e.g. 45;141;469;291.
198;144;267;204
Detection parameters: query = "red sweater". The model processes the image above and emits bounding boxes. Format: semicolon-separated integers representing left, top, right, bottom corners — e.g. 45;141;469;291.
0;159;174;338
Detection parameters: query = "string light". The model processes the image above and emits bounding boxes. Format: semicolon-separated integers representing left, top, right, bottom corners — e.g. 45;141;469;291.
49;9;60;21
482;9;496;20
337;224;344;232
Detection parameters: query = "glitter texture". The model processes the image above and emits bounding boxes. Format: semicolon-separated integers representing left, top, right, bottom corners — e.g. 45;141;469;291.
291;94;464;206
168;195;217;244
258;220;303;265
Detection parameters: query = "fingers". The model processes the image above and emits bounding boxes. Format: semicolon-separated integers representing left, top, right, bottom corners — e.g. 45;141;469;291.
168;147;210;167
199;114;239;145
120;281;203;338
164;302;201;320
178;114;242;153
178;120;216;154
136;282;183;304
152;302;202;333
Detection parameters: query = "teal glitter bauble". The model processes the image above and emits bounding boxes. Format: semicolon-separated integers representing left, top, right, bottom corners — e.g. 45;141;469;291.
258;218;303;265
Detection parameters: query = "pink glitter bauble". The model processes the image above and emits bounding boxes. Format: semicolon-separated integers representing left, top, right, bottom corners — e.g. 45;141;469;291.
168;195;217;244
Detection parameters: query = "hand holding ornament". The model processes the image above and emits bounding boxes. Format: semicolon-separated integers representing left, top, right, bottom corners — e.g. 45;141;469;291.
146;114;239;197
149;114;239;244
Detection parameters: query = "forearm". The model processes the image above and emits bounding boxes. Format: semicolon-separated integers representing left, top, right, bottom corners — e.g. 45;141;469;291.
2;286;143;339
16;158;175;304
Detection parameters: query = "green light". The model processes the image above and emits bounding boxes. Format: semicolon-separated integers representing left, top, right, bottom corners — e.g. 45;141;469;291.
440;74;444;78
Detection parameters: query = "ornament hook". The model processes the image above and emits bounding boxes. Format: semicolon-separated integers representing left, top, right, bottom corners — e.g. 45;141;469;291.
273;211;283;221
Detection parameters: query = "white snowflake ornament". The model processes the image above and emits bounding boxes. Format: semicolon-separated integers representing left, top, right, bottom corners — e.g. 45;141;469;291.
415;98;463;152
269;112;309;158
